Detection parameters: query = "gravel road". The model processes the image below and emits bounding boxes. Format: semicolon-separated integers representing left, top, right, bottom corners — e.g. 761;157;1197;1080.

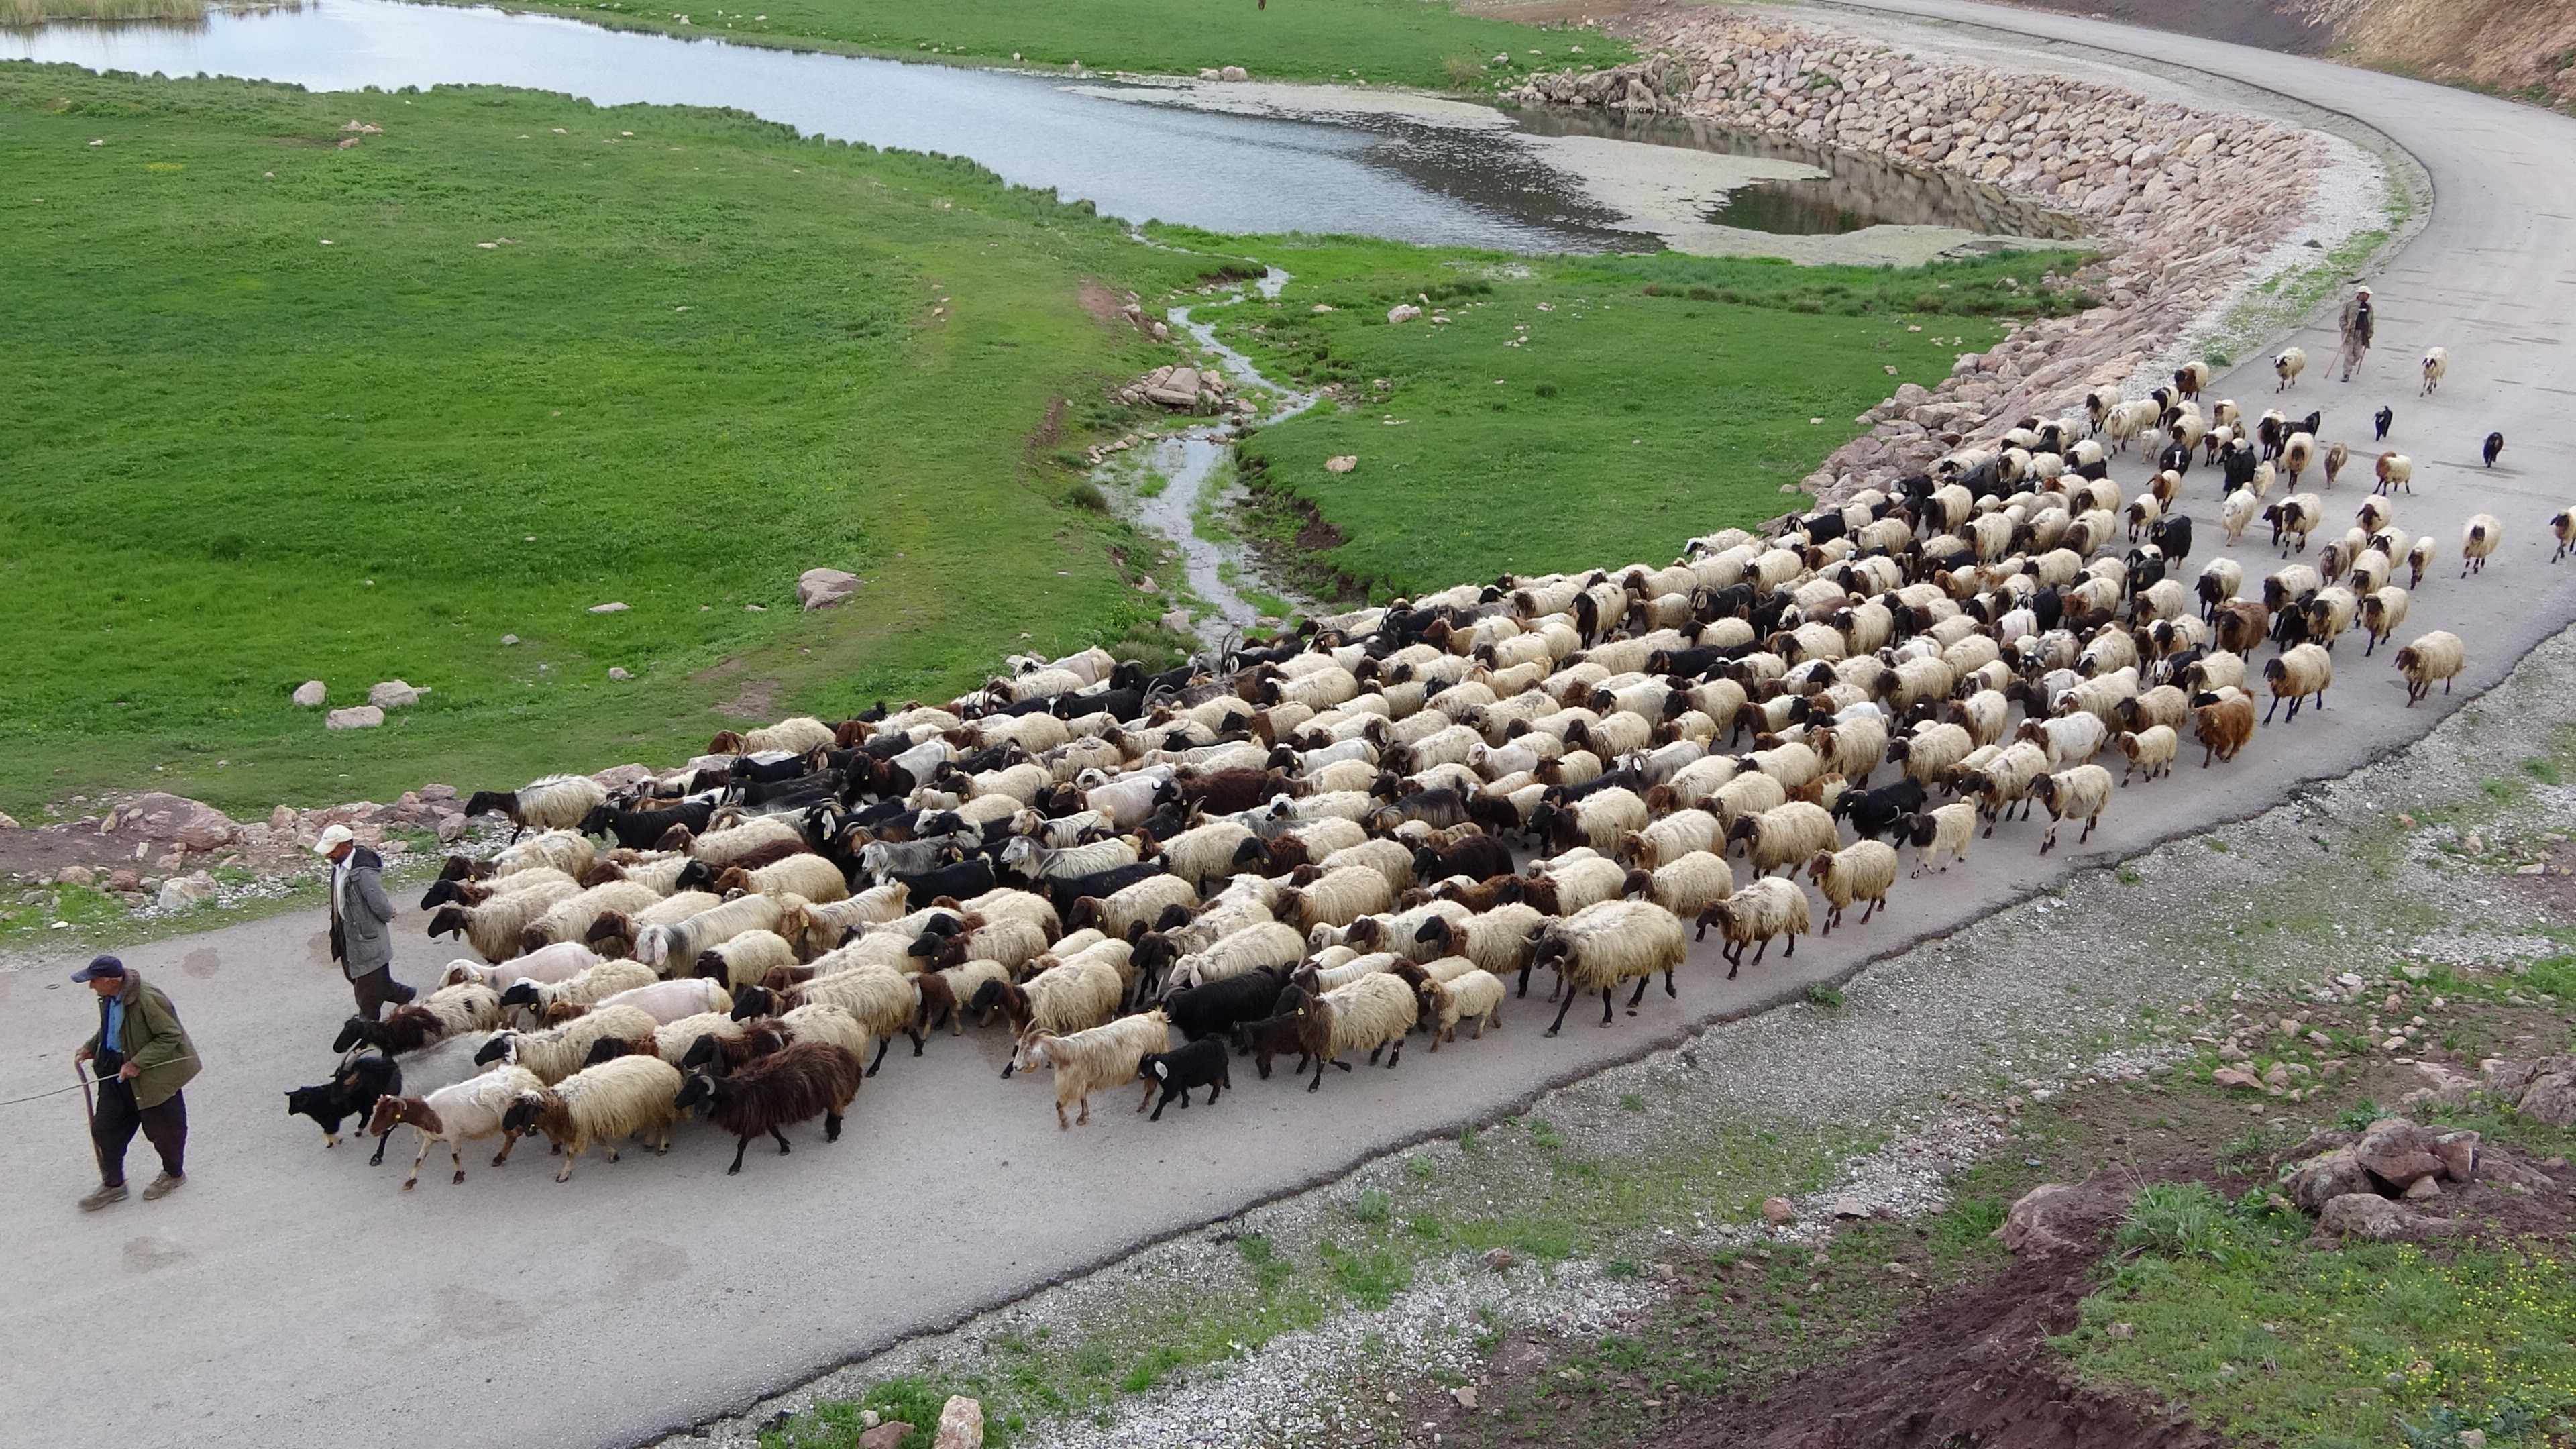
3;7;2571;1448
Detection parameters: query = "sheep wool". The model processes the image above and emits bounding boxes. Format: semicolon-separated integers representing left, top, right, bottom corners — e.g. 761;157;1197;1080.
1016;1010;1173;1128
2394;630;2467;705
1803;840;1898;934
1697;877;1810;977
1422;969;1507;1049
372;1063;544;1190
510;1055;684;1182
488;1004;661;1083
1530;899;1688;1033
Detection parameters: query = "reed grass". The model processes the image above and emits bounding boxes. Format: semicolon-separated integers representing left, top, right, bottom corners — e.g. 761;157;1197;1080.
3;0;207;25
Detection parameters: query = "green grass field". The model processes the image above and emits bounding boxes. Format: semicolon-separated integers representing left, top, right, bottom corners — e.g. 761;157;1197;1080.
0;64;1231;818
1208;238;2092;598
429;0;1621;93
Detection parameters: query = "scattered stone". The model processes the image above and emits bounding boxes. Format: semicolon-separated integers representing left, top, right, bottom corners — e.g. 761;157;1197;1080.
1158;608;1193;633
270;804;296;831
501;634;520;645
2318;1192;2456;1242
0;812;15;830
156;871;216;912
1482;1247;1515;1271
798;568;863;611
1998;1181;2117;1257
2284;1147;2374;1212
588;601;629;614
325;705;385;731
1219;64;1247;82
2400;1174;2443;1200
55;865;96;887
368;680;421;709
291;680;327;707
855;1423;911;1449
2211;1065;2262;1090
115;794;240;853
607;667;633;681
1387;304;1422;325
436;812;470;843
1135;576;1158;594
1452;1385;1479;1410
105;869;141;893
1324;455;1358;474
1831;1196;1869;1219
1761;1196;1795;1224
932;1395;984;1449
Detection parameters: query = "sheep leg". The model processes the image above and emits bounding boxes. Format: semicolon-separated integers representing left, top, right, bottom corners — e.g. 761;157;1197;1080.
1664;967;1678;999
1385;1035;1405;1069
368;1128;392;1168
1723;942;1743;980
824;1110;844;1142
769;1126;793;1157
727;1135;753;1175
407;1130;435;1191
1860;896;1880;925
492;1128;524;1168
1515;962;1534;999
1627;975;1651;1010
868;1035;892;1077
908;1024;926;1057
1545;990;1580;1037
1752;936;1773;965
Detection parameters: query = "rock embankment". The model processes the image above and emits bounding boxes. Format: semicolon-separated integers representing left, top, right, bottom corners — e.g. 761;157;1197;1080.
1510;14;2337;502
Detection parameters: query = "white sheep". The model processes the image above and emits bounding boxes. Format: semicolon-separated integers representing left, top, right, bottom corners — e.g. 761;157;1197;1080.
2116;726;2179;785
1899;802;1977;877
1803;841;1897;934
428;875;582;963
1727;801;1838;879
1695;877;1809;977
463;776;609;843
694;930;798;989
2373;453;2414;497
2420;347;2447;395
368;1064;544;1190
1014;1011;1173;1127
2394;631;2466;705
503;1055;684;1182
582;977;731;1026
2273;346;2305;391
2461;515;2502;576
2033;764;2114;854
2263;643;2334;722
1529;899;1687;1033
635;893;784;970
1420;969;1506;1049
480;1004;659;1085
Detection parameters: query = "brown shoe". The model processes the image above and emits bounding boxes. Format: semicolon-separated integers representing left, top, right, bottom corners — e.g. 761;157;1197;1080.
142;1172;185;1201
79;1182;128;1211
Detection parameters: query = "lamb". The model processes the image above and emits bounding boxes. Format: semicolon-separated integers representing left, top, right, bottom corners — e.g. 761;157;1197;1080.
2461;515;2502;576
497;957;656;1017
2033;764;2114;854
1136;1038;1232;1120
973;959;1124;1067
499;1055;684;1182
366;1063;544;1189
2220;488;2258;545
674;1040;863;1174
1896;802;1977;877
2554;508;2575;564
284;1050;403;1161
2406;535;2438;588
426;876;581;963
2273;346;2305;391
2373;453;2413;497
1012;1010;1173;1125
1803;840;1897;934
1693;877;1809;977
2116;726;2179;785
693;930;799;989
635;893;784;971
1726;801;1839;879
2419;346;2447;395
1527;898;1687;1034
462;775;610;843
1417;968;1507;1049
1271;975;1419;1090
2394;631;2466;705
331;982;502;1057
2263;643;2333;722
472;1004;660;1084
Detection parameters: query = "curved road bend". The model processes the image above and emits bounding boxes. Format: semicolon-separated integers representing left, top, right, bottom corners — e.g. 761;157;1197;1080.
1;9;2571;1447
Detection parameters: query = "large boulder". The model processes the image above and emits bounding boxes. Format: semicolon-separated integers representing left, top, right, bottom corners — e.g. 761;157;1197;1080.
1144;367;1203;409
291;680;327;707
933;1395;985;1449
368;680;422;709
325;705;384;731
2483;1056;2576;1126
2355;1118;2445;1190
155;871;217;912
2318;1192;2456;1242
2283;1147;2375;1212
115;794;240;853
1998;1179;2128;1257
798;568;863;611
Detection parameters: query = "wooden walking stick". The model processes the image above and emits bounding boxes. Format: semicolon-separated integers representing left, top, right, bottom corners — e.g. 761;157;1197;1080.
76;1059;105;1177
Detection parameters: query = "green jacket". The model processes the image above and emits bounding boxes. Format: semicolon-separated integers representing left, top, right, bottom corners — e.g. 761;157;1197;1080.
81;971;201;1110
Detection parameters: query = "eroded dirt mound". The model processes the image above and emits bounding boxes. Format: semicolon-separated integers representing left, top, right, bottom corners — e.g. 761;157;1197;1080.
1654;1174;2214;1449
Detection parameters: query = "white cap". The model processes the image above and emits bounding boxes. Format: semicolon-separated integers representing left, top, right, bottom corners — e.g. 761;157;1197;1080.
312;824;356;855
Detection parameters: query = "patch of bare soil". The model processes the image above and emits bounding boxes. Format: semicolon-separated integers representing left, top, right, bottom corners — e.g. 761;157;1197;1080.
713;676;782;721
1656;1177;2209;1449
1077;278;1128;327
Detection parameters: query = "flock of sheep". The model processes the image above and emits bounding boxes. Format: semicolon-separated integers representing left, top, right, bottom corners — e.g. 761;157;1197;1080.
284;350;2556;1190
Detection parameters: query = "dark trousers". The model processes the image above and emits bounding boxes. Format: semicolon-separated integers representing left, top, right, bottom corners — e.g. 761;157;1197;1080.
350;967;415;1020
92;1080;185;1186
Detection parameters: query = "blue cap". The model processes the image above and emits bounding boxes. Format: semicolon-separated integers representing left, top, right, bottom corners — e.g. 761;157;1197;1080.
72;954;126;983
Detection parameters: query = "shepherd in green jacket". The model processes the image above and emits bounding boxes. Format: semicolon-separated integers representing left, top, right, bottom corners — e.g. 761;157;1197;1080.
72;954;201;1211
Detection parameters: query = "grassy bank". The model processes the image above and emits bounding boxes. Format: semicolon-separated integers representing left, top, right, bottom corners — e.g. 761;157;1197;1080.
1212;239;2094;598
0;64;1234;820
417;0;1619;93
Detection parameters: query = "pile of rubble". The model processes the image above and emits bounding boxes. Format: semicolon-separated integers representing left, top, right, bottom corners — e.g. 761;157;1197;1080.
1119;362;1251;417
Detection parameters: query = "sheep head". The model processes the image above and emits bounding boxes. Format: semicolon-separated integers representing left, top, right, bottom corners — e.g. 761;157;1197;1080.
331;1016;380;1055
472;1034;515;1066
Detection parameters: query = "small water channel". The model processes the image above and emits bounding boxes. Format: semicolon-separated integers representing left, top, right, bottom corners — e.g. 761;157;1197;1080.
1104;270;1318;645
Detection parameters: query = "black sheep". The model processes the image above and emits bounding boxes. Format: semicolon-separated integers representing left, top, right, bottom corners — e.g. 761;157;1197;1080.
1411;835;1514;887
893;855;998;904
1836;780;1928;842
674;1040;863;1175
579;798;722;851
2374;405;2394;441
2149;513;2193;564
1136;1039;1232;1121
1165;965;1290;1044
2484;431;2504;468
1042;858;1165;919
284;1051;404;1164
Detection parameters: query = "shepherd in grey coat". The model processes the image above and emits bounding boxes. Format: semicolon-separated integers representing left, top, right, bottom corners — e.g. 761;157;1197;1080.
317;824;415;1018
